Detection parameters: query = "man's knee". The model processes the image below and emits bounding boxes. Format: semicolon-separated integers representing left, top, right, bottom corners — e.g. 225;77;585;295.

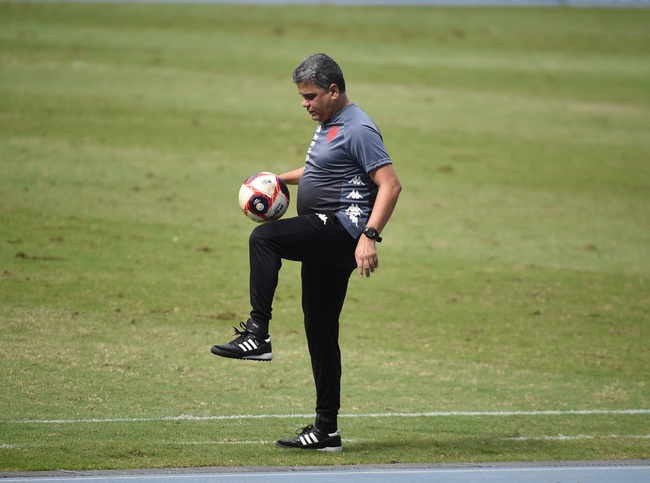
249;223;272;246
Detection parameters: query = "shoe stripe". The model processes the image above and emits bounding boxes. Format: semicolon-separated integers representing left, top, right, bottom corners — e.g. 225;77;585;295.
239;340;259;352
299;432;319;446
299;433;318;446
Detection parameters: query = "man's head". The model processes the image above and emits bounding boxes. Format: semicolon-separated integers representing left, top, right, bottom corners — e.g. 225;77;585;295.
293;53;349;123
292;53;346;93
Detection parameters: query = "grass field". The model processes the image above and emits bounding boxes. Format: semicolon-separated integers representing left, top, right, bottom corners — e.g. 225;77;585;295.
1;2;649;472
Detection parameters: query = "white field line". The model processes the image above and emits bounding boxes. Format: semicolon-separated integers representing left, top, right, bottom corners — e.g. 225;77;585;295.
4;435;648;450
503;434;650;441
161;437;361;446
0;439;363;449
160;435;650;444
1;409;649;425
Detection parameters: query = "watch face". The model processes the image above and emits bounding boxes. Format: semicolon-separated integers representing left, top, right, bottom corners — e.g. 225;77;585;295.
364;227;378;238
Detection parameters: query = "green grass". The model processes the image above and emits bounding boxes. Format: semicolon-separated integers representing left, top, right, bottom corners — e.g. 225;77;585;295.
1;2;649;472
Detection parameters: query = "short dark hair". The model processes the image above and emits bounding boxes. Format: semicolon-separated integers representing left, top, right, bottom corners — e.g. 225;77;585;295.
292;53;346;93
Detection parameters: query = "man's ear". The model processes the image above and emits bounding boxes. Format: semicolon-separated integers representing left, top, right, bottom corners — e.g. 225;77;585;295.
329;83;340;99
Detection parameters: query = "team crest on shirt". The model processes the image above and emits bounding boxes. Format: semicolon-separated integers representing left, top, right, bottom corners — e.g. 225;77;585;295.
327;126;339;142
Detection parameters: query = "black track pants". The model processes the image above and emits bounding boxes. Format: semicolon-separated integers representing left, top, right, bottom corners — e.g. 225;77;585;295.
248;213;357;420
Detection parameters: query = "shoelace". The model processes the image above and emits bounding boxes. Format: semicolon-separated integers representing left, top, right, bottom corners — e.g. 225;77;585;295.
231;321;254;342
296;424;315;436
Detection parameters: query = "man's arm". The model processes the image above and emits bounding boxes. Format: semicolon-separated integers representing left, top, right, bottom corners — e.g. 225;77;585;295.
356;163;402;278
279;166;305;185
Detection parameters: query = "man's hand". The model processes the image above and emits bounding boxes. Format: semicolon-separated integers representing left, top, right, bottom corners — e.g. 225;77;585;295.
355;235;379;278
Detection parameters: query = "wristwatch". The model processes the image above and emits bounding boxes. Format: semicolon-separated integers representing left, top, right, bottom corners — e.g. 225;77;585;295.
362;226;382;243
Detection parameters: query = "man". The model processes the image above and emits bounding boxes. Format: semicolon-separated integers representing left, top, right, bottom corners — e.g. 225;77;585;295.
211;53;401;452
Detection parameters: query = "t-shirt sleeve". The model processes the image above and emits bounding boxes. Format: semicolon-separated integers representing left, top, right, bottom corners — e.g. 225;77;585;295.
345;123;393;174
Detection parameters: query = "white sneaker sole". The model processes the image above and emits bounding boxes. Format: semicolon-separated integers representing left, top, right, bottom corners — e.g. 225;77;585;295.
242;352;273;361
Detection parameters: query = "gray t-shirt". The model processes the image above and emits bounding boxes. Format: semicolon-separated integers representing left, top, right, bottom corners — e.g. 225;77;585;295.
297;103;392;238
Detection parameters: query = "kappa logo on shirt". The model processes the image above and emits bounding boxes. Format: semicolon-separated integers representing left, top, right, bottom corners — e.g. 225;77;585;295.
327;126;339;142
345;204;363;226
306;126;321;162
348;175;365;186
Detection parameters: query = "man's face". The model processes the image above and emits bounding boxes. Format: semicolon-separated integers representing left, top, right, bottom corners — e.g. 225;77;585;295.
296;81;338;122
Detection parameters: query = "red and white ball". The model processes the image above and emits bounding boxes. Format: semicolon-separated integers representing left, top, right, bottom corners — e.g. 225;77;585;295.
238;172;290;223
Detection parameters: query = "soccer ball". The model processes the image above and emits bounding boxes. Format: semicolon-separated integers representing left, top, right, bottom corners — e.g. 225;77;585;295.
238;172;290;223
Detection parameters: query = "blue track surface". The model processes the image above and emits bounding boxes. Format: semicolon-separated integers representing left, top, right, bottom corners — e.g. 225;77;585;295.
2;462;649;483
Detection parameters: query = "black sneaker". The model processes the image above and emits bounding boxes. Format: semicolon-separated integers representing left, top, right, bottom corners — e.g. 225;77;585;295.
211;322;272;361
275;425;342;452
